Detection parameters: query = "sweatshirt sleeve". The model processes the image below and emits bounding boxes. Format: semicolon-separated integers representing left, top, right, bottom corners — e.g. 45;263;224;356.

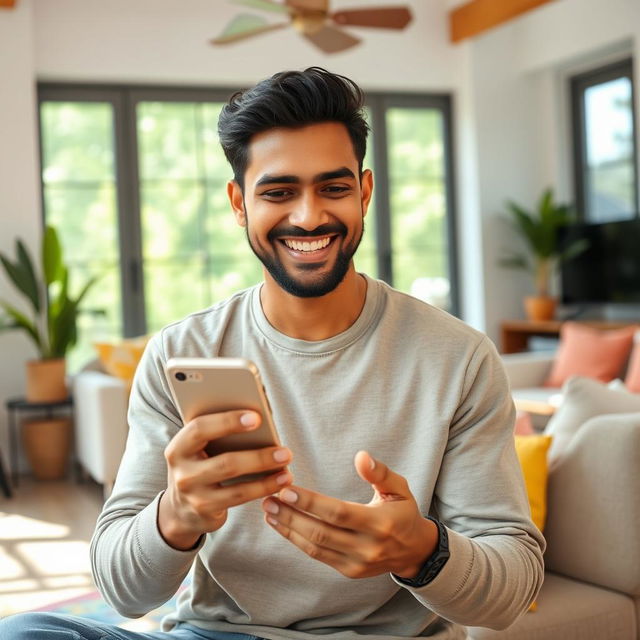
90;334;202;618
393;336;546;630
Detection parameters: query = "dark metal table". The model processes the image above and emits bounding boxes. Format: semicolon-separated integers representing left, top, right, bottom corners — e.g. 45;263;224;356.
5;396;74;488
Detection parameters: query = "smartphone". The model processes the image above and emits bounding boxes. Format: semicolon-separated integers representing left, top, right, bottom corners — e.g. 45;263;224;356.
165;357;283;479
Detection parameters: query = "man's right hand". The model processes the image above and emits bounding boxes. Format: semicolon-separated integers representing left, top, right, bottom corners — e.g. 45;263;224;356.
158;410;293;550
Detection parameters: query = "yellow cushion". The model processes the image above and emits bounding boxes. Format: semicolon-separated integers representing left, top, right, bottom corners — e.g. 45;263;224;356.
94;336;150;387
515;433;552;613
514;434;552;532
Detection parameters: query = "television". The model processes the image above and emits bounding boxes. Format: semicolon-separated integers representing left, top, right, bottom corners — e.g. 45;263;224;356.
560;219;640;305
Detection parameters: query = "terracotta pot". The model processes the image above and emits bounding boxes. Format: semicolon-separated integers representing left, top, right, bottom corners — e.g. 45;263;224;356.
25;358;68;403
524;296;557;322
22;418;72;480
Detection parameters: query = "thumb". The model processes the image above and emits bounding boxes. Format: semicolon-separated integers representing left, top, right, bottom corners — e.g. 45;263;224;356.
354;450;410;500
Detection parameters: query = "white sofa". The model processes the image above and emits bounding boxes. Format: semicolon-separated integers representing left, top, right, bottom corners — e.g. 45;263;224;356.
72;360;129;497
466;352;640;639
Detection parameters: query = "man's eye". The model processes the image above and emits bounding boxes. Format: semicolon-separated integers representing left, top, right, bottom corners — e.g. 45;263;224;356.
322;185;350;195
262;189;291;199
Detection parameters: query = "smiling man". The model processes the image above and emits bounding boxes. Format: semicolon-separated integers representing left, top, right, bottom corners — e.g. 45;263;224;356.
1;68;544;640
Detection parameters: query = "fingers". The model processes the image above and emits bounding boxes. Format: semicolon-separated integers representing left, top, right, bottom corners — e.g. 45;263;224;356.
263;486;371;531
180;445;292;488
354;450;410;500
166;410;261;461
263;509;354;574
263;496;359;555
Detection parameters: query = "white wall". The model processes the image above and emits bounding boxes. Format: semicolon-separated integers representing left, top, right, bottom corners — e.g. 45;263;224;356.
464;0;640;339
0;0;43;476
33;0;462;91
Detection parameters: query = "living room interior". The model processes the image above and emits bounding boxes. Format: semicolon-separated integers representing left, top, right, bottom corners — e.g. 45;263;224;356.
1;0;640;636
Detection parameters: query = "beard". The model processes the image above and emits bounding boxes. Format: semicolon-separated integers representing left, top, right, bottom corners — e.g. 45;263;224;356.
245;220;364;298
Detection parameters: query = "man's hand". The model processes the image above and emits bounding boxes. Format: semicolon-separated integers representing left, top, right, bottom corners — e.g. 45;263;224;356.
159;410;293;550
261;450;438;580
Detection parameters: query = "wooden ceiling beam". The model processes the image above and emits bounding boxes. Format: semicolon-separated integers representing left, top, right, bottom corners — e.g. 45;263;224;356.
449;0;554;43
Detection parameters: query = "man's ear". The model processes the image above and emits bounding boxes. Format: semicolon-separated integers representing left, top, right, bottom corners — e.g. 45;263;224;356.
360;169;373;218
227;180;246;227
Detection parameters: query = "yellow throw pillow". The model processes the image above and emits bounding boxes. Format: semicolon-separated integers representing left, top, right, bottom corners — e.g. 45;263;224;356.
514;434;552;532
515;434;552;613
94;336;150;387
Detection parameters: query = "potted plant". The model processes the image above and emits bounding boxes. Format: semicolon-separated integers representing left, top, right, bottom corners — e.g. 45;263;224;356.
499;188;588;321
0;225;97;402
0;226;98;480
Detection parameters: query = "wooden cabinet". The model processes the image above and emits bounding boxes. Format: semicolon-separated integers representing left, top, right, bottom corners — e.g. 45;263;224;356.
500;319;639;354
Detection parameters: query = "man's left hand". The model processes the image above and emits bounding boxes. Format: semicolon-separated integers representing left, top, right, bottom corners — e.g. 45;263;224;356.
261;450;438;580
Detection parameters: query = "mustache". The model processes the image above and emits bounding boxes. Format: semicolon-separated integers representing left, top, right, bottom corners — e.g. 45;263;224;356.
268;222;347;241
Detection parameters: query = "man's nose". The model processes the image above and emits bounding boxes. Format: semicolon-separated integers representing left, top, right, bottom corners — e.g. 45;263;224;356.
288;192;329;231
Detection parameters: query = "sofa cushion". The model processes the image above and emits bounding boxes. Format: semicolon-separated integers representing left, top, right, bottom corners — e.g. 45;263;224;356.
467;572;637;639
514;435;552;532
94;336;150;387
543;376;640;462
544;414;640;596
543;322;636;388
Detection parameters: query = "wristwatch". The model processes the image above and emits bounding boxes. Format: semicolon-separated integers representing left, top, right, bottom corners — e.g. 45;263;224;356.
394;516;450;588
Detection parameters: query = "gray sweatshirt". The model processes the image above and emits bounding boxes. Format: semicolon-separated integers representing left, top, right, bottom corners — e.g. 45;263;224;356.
91;275;545;640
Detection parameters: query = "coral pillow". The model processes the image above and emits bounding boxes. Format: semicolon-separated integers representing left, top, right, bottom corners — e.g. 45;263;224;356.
544;322;637;388
625;335;640;393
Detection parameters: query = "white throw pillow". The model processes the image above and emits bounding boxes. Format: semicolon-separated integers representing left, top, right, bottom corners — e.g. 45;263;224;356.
544;375;640;464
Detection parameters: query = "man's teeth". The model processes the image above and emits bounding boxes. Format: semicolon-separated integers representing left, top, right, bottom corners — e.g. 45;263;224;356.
284;237;332;252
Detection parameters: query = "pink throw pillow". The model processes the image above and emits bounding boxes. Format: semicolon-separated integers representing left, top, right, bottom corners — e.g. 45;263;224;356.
625;337;640;393
544;322;637;388
514;410;535;435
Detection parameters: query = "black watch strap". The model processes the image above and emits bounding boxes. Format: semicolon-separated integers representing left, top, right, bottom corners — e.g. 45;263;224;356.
393;516;450;588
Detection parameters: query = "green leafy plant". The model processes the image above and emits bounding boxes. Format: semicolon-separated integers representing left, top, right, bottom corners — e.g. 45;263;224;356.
499;188;589;297
0;226;98;359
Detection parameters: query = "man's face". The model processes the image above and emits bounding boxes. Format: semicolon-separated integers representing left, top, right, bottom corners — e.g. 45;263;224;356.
228;122;373;298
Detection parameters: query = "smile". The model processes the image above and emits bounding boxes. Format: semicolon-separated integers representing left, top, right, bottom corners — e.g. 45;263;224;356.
282;237;333;253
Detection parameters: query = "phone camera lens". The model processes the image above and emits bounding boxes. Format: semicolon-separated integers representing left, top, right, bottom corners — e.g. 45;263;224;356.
175;372;186;381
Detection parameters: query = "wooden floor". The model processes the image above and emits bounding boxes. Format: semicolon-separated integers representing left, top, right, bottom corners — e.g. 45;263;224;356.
0;476;105;617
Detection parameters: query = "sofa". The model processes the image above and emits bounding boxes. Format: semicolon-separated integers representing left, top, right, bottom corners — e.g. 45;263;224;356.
466;350;640;639
72;359;129;498
72;353;640;638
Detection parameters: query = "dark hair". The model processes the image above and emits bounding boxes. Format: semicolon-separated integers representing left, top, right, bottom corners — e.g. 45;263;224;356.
218;67;369;189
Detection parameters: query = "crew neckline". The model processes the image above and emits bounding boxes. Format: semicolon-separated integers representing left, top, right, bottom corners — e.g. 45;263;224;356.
250;274;383;355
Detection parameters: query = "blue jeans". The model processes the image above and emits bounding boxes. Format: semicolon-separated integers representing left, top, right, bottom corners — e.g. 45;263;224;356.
0;613;265;640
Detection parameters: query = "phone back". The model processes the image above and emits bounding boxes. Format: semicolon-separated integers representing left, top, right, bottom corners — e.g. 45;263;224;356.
165;357;280;456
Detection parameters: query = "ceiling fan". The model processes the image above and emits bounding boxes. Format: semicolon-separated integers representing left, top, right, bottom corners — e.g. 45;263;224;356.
210;0;413;54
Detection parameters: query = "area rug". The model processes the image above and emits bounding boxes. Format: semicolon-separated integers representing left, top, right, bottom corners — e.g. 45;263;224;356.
34;580;189;632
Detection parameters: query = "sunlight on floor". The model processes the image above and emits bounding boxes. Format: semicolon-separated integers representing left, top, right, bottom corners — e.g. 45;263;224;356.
0;513;70;540
0;480;103;618
16;540;91;575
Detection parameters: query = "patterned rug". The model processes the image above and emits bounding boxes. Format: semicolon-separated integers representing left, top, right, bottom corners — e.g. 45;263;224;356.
35;581;189;632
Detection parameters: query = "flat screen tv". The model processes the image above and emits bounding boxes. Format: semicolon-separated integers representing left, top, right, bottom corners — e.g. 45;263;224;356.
560;218;640;305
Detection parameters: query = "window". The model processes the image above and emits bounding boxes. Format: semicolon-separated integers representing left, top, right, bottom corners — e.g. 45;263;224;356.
38;85;457;370
571;59;639;222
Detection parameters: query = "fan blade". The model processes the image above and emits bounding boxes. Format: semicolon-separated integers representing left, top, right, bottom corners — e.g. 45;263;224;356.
332;6;412;29
231;0;290;14
286;0;328;13
211;15;287;44
304;25;360;53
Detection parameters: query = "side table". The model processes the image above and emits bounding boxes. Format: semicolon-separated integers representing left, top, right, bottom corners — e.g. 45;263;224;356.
6;396;74;488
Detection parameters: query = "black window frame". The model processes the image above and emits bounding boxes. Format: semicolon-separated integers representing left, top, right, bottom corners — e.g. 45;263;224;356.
38;83;459;337
570;58;639;221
